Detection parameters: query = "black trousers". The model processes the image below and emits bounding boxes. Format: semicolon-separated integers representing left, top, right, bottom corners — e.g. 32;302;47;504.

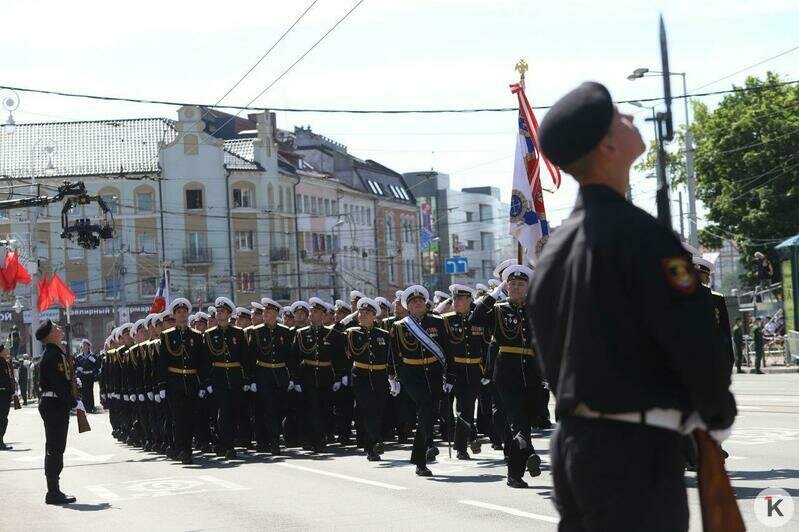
0;391;11;442
402;369;444;466
194;396;213;446
496;381;537;479
38;398;70;480
552;416;688;532
303;385;332;447
255;373;289;447
333;385;355;439
81;377;95;411
214;386;242;451
453;380;480;452
352;373;388;454
168;387;197;455
236;393;254;446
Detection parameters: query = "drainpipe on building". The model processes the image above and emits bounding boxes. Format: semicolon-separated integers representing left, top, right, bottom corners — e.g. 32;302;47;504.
157;176;166;261
292;175;303;300
373;198;380;295
225;170;235;297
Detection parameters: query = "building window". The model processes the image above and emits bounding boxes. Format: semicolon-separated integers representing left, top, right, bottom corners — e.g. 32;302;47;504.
235;230;254;251
67;244;85;260
387;258;396;284
186;188;203;210
233;187;253;208
102;235;120;256
479;204;492;222
188;231;207;254
138;233;156;254
480;232;493;251
465;211;474;222
267;184;275;210
139;277;157;298
465;240;475;250
104;277;121;300
136;190;154;213
331;200;337;215
236;272;256;293
69;280;88;302
100;193;121;214
386;216;394;242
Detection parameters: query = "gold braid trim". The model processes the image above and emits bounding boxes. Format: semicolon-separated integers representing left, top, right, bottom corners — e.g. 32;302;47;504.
495;305;521;340
297;329;318;355
254;327;275;357
163;331;187;358
397;323;420;352
205;330;229;358
445;315;466;345
347;329;370;358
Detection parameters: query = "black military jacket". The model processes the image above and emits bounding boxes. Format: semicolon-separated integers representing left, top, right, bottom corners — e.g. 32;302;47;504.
247;323;293;383
158;326;207;391
528;184;736;430
204;325;248;389
292;324;336;387
441;311;488;385
327;324;392;380
389;313;449;385
39;343;76;408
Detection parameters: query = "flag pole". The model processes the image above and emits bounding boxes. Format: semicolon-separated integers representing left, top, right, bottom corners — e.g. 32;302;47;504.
515;59;528;265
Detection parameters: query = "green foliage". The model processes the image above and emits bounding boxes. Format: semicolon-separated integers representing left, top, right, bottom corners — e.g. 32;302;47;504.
638;73;799;288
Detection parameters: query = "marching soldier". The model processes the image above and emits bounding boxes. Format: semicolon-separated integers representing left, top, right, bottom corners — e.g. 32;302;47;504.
471;265;543;488
236;307;253;329
157;298;207;464
190;312;214;452
442;284;484;460
328;298;392;461
291;301;310;329
331;300;355;446
36;319;83;505
75;339;99;413
292;297;337;453
529;82;735;529
732;318;744;373
204;297;249;460
130;320;151;449
248;297;294;454
692;254;735;371
281;307;295;328
390;285;450;477
207;306;218;329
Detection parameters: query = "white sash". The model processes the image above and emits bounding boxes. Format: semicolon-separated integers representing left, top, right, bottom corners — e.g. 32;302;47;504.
399;316;446;368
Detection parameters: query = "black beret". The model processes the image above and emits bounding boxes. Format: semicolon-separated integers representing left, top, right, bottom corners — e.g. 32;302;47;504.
35;319;53;341
539;82;614;167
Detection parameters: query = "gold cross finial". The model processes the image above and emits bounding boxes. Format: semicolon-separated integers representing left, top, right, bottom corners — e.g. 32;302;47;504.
515;59;528;82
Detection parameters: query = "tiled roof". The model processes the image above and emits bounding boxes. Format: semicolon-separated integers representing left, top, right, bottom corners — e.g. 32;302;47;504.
0;118;261;179
0;118;176;179
223;138;261;170
355;160;416;204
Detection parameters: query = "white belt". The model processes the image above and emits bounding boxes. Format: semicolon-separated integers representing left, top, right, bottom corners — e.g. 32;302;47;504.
572;403;682;432
41;391;58;398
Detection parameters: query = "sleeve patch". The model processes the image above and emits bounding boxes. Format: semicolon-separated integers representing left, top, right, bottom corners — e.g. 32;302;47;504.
661;256;698;294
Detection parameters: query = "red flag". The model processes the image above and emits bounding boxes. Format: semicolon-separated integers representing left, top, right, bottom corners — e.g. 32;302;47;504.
50;274;76;308
150;268;170;313
38;274;54;312
1;250;32;292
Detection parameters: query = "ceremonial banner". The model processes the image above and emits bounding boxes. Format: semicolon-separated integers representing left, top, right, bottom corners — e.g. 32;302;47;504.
508;83;560;264
149;267;171;314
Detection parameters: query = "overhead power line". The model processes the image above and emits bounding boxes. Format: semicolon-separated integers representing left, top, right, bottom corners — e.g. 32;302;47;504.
2;79;797;115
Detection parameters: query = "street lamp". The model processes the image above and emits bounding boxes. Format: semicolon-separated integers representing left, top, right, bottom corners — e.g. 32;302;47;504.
12;296;23;314
627;66;697;247
2;89;19;135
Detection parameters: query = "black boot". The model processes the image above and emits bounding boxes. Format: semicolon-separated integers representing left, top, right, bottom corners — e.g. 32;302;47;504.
506;477;529;489
415;465;432;477
526;453;542;477
45;478;76;505
0;441;12;451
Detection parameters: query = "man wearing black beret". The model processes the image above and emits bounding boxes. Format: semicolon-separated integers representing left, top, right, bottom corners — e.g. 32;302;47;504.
37;319;80;504
528;82;736;530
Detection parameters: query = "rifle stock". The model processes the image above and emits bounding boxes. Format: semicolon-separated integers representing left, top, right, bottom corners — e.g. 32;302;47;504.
13;394;21;410
65;352;91;434
694;429;745;531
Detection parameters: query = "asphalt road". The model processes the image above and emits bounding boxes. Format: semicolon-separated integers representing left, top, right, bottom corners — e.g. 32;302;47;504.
2;373;798;531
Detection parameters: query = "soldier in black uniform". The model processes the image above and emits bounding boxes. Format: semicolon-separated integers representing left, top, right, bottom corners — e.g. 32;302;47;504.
328;298;392;461
247;298;294;454
0;344;19;450
75;339;100;412
692;253;735;370
471;265;543;488
36;319;82;505
442;284;485;460
331;299;356;446
390;285;449;477
157;298;207;464
291;297;337;453
529;82;736;530
235;306;255;449
204;297;249;460
190;312;214;453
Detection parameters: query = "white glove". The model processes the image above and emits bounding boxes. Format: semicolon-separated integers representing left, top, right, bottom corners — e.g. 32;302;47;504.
138;394;145;402
287;381;295;392
123;394;129;402
341;375;349;386
100;393;107;400
388;377;400;397
332;382;342;392
490;281;508;300
434;298;451;314
243;384;250;392
76;367;83;374
159;389;166;399
76;400;86;412
147;392;154;401
206;385;213;394
198;390;206;399
250;383;258;393
681;411;733;444
294;384;303;393
480;378;490;386
154;394;162;404
340;311;358;327
131;394;137;402
76;377;82;388
443;383;453;393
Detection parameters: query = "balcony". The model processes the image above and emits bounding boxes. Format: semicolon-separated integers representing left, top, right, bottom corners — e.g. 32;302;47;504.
270;246;290;262
183;247;213;265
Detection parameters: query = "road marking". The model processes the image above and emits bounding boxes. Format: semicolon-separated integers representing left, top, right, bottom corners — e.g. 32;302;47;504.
276;463;407;490
86;475;248;501
728;427;799;445
14;447;114;463
458;500;560;523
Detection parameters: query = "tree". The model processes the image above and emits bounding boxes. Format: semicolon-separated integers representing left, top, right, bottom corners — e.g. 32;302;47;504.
637;73;799;288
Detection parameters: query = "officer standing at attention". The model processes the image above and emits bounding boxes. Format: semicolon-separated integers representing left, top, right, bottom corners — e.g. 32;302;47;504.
732;318;744;373
37;319;84;505
528;82;736;530
0;344;20;450
75;339;99;413
157;298;207;465
751;317;764;374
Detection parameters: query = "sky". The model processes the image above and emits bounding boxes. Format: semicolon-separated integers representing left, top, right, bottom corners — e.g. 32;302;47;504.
1;0;797;228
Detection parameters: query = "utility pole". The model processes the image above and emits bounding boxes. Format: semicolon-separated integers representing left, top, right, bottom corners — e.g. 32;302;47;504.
681;73;698;248
678;191;685;240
